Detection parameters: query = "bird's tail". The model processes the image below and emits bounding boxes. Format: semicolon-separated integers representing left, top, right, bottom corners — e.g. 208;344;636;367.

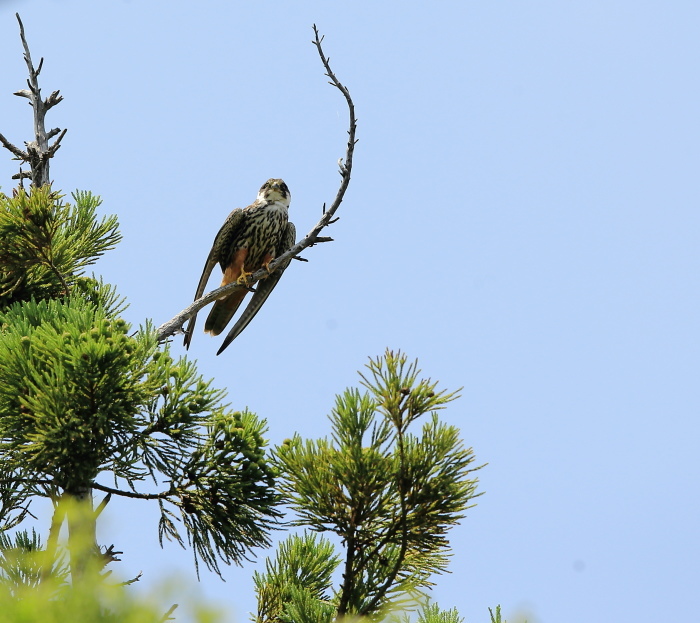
204;291;247;336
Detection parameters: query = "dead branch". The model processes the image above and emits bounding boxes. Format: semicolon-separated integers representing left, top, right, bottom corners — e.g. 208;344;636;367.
0;14;66;188
156;25;357;343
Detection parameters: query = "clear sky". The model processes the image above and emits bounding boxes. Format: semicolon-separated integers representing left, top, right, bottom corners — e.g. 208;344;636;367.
1;1;698;622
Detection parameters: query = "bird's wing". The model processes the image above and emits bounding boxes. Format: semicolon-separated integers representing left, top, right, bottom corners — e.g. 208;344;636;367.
216;220;296;355
183;208;246;349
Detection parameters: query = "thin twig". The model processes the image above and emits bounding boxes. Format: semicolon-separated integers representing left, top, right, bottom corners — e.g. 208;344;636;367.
0;132;27;160
159;604;179;623
94;492;112;518
155;25;357;342
119;571;143;586
90;481;171;501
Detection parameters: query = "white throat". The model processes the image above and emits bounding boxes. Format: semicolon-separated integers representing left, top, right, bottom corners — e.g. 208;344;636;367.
261;196;290;211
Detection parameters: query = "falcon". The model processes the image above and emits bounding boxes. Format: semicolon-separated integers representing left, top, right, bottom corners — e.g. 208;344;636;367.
183;179;296;355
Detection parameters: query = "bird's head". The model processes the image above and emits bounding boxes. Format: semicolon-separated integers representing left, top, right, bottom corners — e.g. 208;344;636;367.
258;179;291;206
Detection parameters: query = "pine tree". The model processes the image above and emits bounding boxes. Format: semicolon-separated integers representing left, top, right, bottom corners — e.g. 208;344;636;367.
0;14;280;596
253;350;482;621
0;13;509;622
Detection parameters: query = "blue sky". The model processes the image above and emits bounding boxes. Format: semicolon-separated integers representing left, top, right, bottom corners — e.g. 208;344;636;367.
1;1;699;622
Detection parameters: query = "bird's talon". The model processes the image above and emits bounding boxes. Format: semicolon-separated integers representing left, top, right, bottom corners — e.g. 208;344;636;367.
236;271;253;287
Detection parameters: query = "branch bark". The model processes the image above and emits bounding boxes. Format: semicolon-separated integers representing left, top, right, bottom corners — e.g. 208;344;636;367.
0;14;66;188
90;481;172;501
155;25;357;343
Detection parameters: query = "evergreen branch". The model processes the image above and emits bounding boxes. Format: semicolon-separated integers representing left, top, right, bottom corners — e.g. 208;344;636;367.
336;523;358;615
360;428;410;615
337;408;411;615
155;25;356;342
253;533;340;622
35;246;70;296
273;352;479;618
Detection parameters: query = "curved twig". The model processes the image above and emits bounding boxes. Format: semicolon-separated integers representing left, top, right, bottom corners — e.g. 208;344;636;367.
156;25;357;343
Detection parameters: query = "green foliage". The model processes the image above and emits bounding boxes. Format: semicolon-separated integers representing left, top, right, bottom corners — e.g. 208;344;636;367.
270;350;482;620
0;33;499;620
72;276;128;318
253;533;340;623
0;187;121;307
417;602;464;623
161;409;282;577
388;600;509;623
0;529;68;596
391;600;464;623
0;183;281;579
0;567;222;623
0;293;281;574
0;297;160;493
0;181;490;619
0;24;511;621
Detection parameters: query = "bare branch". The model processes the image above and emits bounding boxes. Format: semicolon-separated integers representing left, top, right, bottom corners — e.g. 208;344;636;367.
100;544;123;570
156;25;357;344
94;492;112;518
120;571;144;586
47;128;68;156
0;132;28;160
0;14;66;188
90;481;172;501
45;89;63;109
156;279;253;342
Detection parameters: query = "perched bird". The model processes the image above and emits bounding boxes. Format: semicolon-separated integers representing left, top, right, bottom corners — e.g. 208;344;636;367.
183;179;296;355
